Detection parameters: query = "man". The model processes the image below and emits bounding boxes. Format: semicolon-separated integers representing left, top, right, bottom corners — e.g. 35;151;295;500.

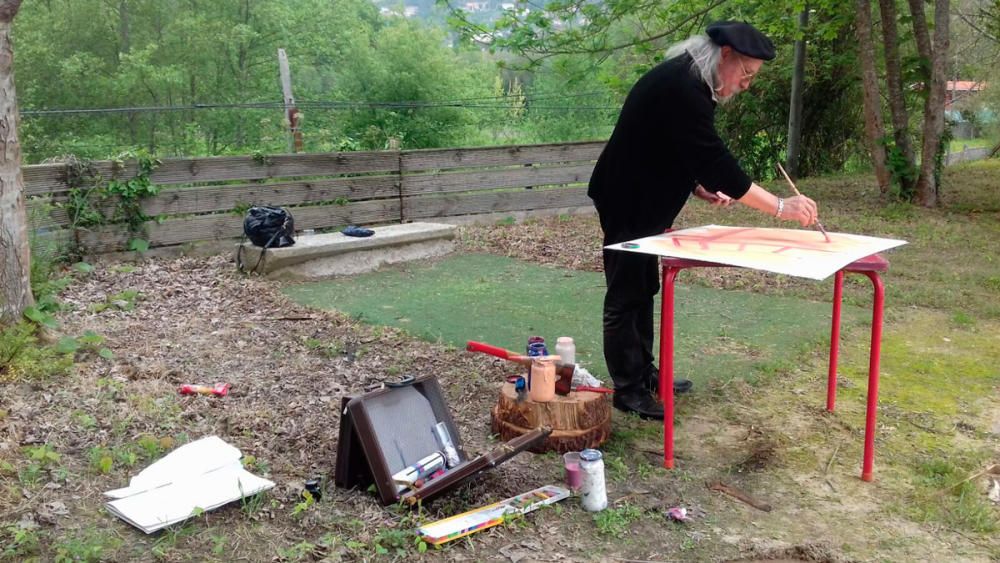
588;21;819;420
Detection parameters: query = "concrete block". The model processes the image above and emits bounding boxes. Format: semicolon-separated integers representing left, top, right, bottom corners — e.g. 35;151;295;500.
236;222;456;280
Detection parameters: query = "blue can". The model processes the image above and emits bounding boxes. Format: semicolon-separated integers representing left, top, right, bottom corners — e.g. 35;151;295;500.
526;336;545;356
528;341;548;357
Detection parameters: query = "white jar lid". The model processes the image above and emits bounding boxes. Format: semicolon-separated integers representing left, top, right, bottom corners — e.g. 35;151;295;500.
556;336;574;344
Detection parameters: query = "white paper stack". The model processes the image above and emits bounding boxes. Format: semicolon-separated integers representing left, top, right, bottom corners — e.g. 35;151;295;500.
103;436;274;534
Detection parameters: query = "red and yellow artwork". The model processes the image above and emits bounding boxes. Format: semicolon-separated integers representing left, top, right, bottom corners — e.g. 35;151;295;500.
608;225;907;280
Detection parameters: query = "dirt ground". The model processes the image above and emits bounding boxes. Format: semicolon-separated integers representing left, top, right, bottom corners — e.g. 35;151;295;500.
1;215;998;562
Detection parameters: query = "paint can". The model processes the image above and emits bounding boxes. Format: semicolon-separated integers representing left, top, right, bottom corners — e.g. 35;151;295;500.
526;336;547;356
304;478;322;500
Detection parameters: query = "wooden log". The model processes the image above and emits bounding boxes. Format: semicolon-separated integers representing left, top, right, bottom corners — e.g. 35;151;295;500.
490;383;611;454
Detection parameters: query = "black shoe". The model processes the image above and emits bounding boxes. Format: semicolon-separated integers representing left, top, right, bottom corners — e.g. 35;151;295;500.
645;368;693;395
612;392;664;420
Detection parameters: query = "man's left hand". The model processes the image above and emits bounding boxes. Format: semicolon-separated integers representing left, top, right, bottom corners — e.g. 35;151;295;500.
693;185;735;207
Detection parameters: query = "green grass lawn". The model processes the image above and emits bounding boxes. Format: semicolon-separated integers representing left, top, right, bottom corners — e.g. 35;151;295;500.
283;253;862;386
949;137;995;152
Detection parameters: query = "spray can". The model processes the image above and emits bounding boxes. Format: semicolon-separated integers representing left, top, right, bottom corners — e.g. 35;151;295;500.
433;422;461;468
391;452;445;492
579;449;607;512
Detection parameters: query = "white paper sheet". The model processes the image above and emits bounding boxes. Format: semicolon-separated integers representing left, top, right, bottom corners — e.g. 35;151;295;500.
103;436;274;533
606;225;907;281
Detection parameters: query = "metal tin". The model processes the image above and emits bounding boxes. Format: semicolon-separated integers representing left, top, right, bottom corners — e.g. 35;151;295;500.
578;449;607;512
304;478;322;500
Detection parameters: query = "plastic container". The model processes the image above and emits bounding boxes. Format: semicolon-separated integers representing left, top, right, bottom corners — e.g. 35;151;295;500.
528;355;559;402
579;449;607;512
554;337;575;367
563;451;583;490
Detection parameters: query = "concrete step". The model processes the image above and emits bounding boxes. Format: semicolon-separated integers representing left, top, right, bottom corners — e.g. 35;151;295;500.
236;222;457;280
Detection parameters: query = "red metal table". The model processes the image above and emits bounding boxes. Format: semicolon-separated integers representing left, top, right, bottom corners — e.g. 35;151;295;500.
657;253;888;481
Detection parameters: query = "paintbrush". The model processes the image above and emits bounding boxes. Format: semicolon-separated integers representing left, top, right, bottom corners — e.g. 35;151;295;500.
776;163;831;243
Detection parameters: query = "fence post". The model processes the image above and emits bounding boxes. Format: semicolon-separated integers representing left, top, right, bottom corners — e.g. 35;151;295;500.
277;48;303;153
389;137;404;223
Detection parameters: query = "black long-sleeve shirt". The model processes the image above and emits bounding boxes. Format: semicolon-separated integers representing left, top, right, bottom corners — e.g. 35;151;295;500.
588;53;752;236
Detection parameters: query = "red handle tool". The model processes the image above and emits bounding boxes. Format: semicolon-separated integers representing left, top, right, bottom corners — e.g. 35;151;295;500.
466;341;613;395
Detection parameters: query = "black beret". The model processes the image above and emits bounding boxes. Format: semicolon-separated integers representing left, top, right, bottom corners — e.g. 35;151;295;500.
706;21;776;61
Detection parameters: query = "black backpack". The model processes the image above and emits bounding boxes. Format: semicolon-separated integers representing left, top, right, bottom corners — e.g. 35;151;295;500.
244;206;295;248
237;206;295;273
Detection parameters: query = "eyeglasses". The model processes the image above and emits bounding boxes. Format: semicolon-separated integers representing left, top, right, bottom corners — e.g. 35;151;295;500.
737;57;757;85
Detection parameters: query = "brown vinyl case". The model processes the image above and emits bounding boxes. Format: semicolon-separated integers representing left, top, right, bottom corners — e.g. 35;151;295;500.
334;374;550;505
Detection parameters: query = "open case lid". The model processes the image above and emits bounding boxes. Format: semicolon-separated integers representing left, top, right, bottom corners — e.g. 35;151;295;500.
335;374;550;505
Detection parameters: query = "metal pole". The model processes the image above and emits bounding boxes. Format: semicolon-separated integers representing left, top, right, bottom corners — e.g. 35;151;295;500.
277;48;302;153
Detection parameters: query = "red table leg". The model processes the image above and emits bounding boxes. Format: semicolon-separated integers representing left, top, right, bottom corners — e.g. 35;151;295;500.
828;270;844;412
656;253;887;481
860;271;884;482
660;267;679;469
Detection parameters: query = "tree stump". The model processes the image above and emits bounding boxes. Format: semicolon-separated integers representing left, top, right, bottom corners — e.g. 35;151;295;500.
490;383;611;454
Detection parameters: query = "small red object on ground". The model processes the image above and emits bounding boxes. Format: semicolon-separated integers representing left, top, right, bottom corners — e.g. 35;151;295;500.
178;383;231;397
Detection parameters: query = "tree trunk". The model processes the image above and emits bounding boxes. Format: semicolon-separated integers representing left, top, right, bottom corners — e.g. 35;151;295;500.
908;0;950;207
786;6;808;178
907;0;933;61
0;0;31;326
856;0;891;193
118;0;130;54
878;0;916;196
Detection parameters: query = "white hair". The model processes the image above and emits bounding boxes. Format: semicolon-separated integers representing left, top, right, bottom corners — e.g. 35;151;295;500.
665;35;727;102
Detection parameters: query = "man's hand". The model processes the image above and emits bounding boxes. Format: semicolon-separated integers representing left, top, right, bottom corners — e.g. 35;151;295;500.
737;184;819;227
693;185;735;207
781;195;818;227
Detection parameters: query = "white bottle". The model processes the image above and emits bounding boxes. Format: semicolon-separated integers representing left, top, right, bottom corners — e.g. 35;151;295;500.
579;449;607;512
554;336;576;367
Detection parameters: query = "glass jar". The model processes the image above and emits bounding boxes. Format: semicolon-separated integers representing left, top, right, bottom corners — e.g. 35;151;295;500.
554;336;575;366
579;449;607;512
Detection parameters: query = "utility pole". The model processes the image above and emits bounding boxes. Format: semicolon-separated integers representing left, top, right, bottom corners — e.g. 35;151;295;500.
277;48;303;153
786;6;809;178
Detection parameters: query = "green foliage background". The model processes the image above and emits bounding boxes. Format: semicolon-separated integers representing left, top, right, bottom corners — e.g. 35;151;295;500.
14;0;617;162
13;0;892;178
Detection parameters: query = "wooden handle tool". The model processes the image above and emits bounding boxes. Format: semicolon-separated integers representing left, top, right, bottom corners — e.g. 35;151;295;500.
776;163;831;243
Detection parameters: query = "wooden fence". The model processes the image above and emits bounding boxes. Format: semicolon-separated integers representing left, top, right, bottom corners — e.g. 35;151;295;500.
25;141;604;254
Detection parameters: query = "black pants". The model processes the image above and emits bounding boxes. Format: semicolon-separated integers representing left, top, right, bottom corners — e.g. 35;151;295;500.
596;202;671;395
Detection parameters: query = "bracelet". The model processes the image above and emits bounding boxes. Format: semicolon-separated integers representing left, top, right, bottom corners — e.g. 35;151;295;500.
775;198;784;218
